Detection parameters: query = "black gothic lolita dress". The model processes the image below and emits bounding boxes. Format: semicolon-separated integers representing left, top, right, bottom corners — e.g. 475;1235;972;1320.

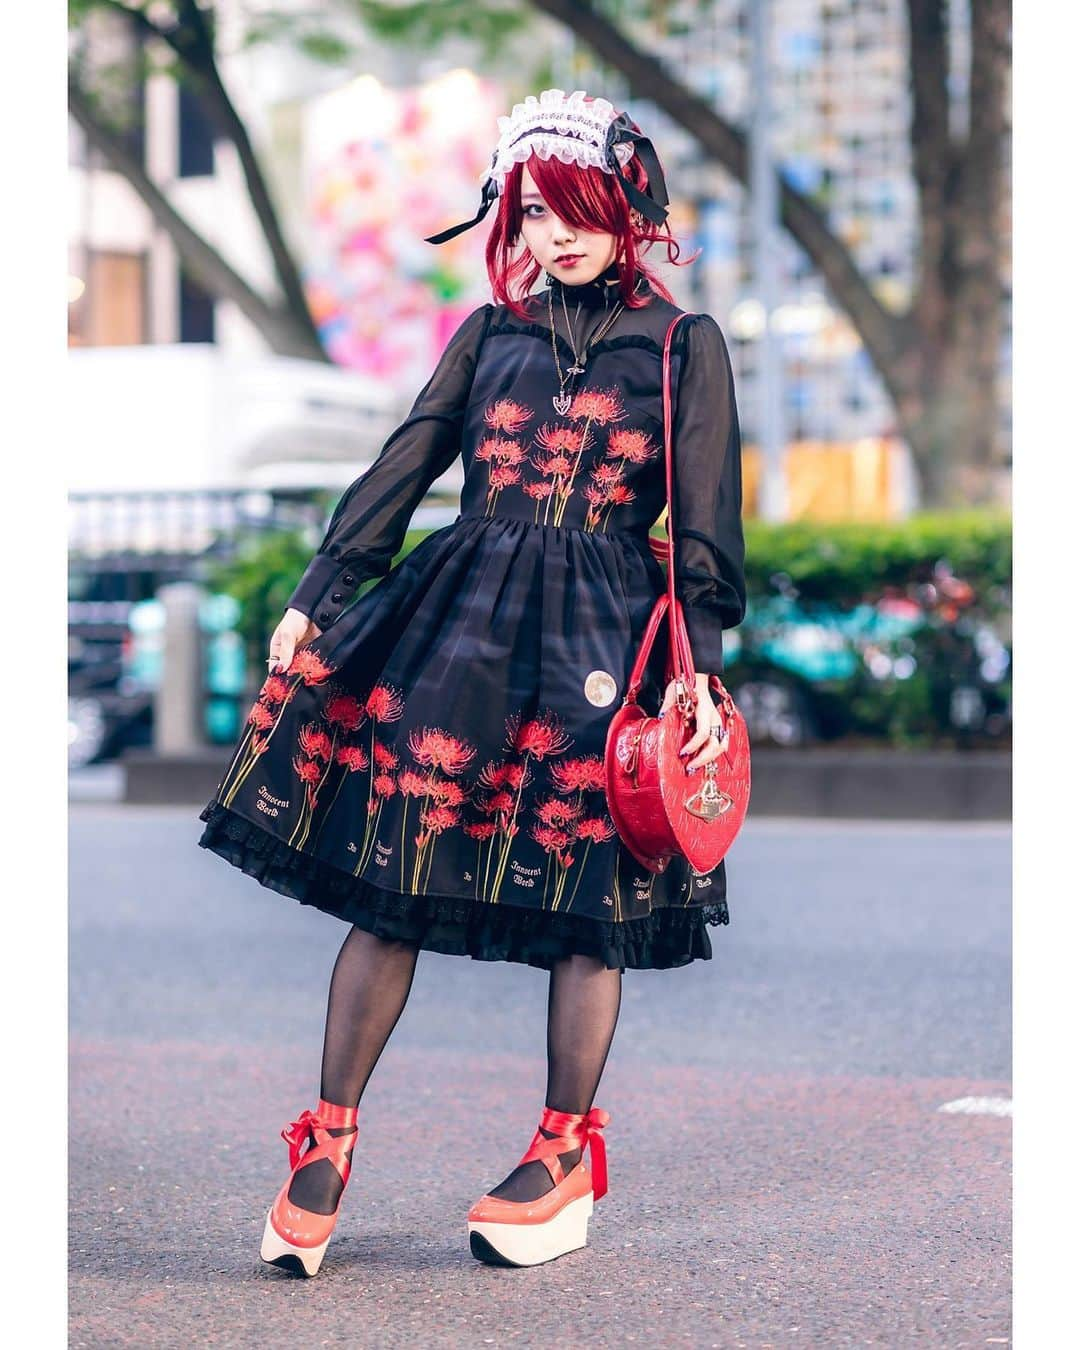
197;261;746;972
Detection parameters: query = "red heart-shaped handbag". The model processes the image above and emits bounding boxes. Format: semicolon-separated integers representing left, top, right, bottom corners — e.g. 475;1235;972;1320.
603;312;751;875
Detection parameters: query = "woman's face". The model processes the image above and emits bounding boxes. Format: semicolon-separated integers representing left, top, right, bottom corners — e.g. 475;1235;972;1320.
518;165;618;284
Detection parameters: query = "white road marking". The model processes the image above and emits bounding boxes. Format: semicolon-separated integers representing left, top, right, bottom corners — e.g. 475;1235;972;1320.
937;1096;1012;1116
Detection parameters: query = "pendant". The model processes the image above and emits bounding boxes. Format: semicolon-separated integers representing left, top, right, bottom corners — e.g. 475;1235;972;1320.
567;363;586;375
553;392;572;415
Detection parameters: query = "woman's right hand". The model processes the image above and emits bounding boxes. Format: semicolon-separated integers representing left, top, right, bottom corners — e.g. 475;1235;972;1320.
268;607;324;675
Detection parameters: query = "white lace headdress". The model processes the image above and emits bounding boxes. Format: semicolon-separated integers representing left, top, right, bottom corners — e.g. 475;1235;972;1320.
488;88;635;191
425;87;671;245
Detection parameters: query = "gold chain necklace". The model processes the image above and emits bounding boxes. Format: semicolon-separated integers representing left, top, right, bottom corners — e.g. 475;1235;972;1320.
547;280;629;415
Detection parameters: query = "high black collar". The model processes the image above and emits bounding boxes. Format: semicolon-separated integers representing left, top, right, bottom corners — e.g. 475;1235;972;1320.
544;260;640;311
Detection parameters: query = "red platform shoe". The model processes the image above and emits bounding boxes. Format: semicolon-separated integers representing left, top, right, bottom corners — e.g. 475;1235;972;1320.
259;1098;358;1277
467;1106;610;1267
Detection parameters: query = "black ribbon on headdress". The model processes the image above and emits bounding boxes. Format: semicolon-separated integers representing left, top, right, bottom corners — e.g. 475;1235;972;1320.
424;109;671;245
424;155;501;245
603;111;670;227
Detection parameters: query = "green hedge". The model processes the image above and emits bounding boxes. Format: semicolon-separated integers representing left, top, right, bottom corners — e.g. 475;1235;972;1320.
203;524;434;681
734;510;1012;608
203;528;325;681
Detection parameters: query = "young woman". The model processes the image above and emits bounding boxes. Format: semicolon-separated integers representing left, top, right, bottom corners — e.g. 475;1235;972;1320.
197;88;746;1275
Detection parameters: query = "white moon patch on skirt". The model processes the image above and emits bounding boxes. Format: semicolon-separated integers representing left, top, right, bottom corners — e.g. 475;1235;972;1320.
584;670;618;707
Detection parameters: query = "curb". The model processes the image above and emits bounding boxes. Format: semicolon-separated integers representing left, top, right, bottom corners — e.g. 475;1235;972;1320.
744;748;1010;820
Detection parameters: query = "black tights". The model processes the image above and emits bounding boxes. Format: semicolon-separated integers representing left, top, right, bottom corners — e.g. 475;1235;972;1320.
287;926;622;1213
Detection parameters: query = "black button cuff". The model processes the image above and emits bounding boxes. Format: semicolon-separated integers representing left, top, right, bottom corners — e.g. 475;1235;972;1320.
286;552;363;624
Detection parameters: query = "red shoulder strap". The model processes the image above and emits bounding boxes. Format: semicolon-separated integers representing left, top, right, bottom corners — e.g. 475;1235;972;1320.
650;311;696;579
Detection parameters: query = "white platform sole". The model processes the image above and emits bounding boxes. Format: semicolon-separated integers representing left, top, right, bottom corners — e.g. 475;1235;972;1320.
468;1191;594;1267
259;1208;331;1278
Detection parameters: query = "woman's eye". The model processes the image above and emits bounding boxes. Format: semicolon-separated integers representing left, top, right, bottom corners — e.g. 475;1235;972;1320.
524;205;545;218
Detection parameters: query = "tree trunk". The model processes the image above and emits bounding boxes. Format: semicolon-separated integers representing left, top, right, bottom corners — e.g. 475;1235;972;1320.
899;337;1004;508
70;79;328;362
899;0;1009;505
170;0;324;353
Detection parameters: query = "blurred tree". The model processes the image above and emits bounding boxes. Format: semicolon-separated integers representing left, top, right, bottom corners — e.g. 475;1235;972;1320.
68;1;1011;506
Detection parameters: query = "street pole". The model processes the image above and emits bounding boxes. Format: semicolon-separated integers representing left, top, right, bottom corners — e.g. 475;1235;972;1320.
155;582;207;755
750;0;788;521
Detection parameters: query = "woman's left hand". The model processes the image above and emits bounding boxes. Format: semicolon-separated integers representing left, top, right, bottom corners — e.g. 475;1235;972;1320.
658;672;723;773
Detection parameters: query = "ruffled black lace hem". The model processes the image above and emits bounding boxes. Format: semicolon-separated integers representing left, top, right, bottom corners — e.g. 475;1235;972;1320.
196;798;728;973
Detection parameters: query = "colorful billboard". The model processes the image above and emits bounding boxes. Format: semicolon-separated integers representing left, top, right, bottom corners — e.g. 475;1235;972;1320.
302;69;500;385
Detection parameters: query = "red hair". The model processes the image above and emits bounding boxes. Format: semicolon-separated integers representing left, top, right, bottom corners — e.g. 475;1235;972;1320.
484;116;698;320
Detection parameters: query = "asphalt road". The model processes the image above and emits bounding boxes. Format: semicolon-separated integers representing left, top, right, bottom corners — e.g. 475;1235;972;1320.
70;806;1011;1348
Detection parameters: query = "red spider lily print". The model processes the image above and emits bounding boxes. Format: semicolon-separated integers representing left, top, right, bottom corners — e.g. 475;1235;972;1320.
535;425;585;457
583;426;657;532
464;740;617;911
298;723;334;762
348;739;400;861
462;818;499;899
338;682;406;871
264;676;405;864
548;388;626;527
473;387;658;533
325;685;405;874
250;703;275;731
483;711;576;901
567;388;626;427
260;675;292;705
530;423;590;526
486;462;523;512
325;693;365;732
399;728;478;891
406;727;478;777
483;399;532;435
478;399;534;517
550;755;607;794
217;648;336;808
477;428;530;516
288;752;329;850
606;427;660;466
288;649;335;687
523;478;556;522
584;480;637;532
528;755;617;912
469;758;534;901
288;708;361;849
366;683;405;723
310;741;371;852
225;666;622;912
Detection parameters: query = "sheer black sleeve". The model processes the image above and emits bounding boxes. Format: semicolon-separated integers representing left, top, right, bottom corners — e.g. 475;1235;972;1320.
670;312;747;676
287;303;494;626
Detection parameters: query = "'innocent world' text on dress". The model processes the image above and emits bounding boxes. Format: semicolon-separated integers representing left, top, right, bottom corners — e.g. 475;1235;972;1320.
197;263;747;972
